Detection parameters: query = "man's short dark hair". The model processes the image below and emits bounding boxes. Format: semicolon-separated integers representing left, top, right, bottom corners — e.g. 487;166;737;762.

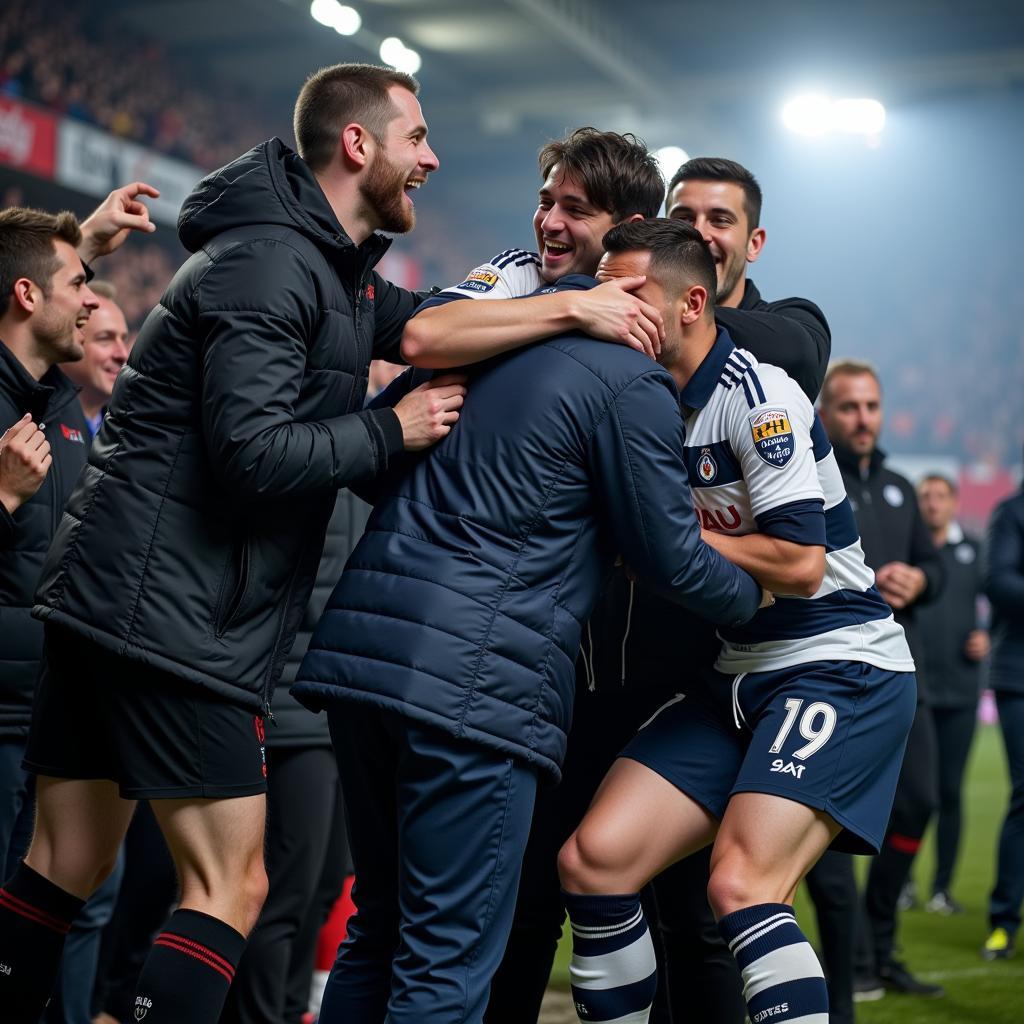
666;157;763;229
820;358;882;408
0;207;82;318
538;128;665;221
920;473;958;495
602;218;716;304
294;62;420;172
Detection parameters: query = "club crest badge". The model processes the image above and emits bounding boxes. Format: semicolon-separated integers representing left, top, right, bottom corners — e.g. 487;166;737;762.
134;996;153;1020
457;269;499;293
697;449;718;483
748;409;795;468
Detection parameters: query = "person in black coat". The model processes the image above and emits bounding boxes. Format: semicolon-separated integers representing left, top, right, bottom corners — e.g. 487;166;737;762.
0;64;467;1024
293;223;764;1024
0;208;97;880
981;479;1024;960
818;358;946;998
916;473;988;915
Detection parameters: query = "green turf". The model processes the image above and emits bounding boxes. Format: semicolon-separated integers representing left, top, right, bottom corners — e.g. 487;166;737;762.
550;722;1023;1021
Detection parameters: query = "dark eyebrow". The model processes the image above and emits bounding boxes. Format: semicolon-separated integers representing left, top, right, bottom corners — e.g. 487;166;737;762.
538;188;593;208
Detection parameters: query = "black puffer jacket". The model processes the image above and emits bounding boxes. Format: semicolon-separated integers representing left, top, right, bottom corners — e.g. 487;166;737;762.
34;139;417;712
0;346;88;738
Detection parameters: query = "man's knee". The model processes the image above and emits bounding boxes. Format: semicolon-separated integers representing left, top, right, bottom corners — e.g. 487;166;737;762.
558;825;618;894
707;850;789;920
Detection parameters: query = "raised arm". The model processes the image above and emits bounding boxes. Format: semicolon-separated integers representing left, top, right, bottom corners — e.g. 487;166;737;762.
402;277;664;368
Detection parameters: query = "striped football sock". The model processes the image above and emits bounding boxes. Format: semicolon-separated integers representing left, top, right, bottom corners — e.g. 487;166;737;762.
562;889;657;1023
718;902;829;1023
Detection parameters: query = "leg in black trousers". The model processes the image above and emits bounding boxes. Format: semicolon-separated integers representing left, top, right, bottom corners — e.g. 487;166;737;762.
805;851;858;1024
282;779;352;1024
860;703;939;974
931;705;977;898
222;746;338;1024
989;691;1024;940
647;846;747;1024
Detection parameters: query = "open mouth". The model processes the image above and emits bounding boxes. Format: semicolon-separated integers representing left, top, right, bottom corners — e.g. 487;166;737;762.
543;239;573;261
404;178;424;203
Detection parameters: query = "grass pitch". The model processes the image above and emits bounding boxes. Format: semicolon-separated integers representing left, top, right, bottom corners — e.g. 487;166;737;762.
550;722;1022;1022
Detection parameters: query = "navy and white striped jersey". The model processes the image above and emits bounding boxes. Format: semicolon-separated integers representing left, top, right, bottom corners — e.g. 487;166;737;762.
435;248;543;301
683;330;914;675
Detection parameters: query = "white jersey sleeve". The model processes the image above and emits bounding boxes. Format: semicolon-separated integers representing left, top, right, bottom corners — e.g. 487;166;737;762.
437;248;544;301
726;358;824;521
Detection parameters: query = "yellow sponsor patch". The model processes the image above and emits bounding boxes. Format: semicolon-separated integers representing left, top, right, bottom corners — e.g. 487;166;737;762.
749;409;795;468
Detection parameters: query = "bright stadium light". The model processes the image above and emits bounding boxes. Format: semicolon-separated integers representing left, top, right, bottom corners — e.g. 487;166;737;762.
653;146;690;184
832;98;886;135
782;94;886;137
310;0;361;36
380;36;421;75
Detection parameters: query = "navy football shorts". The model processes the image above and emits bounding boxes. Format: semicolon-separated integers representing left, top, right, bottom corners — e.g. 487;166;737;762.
621;660;916;853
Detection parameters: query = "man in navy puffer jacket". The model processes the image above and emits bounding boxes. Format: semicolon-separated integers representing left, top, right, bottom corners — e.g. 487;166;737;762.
294;220;764;1024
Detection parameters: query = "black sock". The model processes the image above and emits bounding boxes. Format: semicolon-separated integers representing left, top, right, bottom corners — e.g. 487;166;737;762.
132;908;246;1022
0;860;86;1022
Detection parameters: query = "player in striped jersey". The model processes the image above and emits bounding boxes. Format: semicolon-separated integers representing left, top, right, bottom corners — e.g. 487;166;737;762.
402;128;667;365
557;220;916;1024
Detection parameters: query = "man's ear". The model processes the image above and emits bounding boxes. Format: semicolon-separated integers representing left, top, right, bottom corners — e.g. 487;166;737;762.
10;278;38;316
339;122;375;171
746;226;766;265
681;283;709;324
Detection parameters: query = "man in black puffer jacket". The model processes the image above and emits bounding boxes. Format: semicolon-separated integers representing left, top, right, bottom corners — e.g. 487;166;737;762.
294;221;764;1024
0;64;467;1024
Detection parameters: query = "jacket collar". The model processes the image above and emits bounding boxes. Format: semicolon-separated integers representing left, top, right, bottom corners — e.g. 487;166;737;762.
679;326;736;411
0;341;81;421
833;440;887;480
738;278;763;311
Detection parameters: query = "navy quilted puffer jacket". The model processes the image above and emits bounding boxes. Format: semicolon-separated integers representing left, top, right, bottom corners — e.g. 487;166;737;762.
295;285;760;778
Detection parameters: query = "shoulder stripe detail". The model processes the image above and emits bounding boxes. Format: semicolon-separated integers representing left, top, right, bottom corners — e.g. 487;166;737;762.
748;370;767;404
741;376;756;408
493;248;539;269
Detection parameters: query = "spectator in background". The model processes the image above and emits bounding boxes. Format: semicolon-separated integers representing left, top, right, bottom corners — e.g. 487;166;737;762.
61;280;129;437
817;358;945;999
916;474;989;916
981;466;1024;960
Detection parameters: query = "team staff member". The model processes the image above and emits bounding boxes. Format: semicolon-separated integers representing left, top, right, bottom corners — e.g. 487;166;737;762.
557;219;915;1024
917;474;988;915
818;359;945;997
981;470;1024;961
0;63;465;1024
293;227;765;1024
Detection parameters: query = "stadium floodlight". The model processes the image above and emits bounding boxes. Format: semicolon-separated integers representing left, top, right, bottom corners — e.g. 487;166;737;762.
309;0;361;36
782;94;886;137
653;146;690;184
379;37;421;75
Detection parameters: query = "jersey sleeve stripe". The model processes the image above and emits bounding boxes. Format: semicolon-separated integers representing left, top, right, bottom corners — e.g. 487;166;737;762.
755;499;826;545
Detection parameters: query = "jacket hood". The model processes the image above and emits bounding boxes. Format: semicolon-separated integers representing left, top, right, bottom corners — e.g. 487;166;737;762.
178;138;361;256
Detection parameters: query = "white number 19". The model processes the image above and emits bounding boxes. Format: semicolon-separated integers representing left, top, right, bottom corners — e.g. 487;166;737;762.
769;698;837;761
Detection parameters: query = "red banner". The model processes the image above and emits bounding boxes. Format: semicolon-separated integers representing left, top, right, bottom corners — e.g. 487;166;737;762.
0;95;57;178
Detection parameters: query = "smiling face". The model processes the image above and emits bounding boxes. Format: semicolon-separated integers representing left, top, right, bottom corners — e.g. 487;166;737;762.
62;295;129;406
31;239;99;364
666;179;764;307
360;84;438;234
532;165;618;283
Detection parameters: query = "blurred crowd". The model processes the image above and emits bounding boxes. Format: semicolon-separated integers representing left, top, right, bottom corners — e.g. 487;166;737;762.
0;0;270;168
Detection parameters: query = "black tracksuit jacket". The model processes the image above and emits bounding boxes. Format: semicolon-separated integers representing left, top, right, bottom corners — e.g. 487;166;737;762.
986;489;1024;695
833;445;944;701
